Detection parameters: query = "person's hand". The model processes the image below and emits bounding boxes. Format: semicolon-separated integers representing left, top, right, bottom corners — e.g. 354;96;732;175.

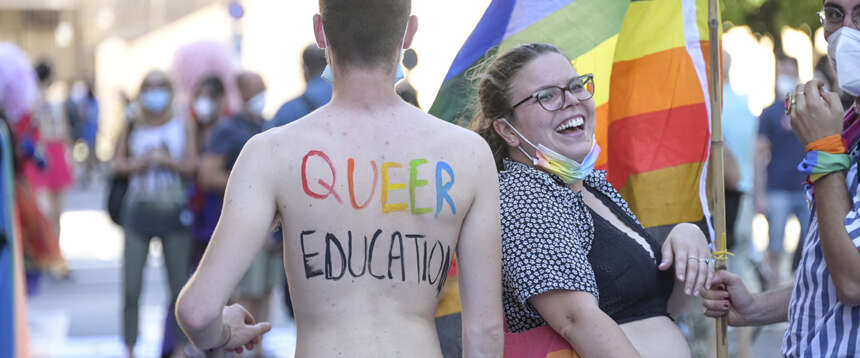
147;150;172;167
220;303;272;354
702;270;756;326
790;80;844;146
658;223;714;296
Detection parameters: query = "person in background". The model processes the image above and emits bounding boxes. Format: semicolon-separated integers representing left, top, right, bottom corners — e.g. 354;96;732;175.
196;71;275;358
188;74;229;268
266;44;331;129
705;2;860;355
113;70;196;358
755;56;808;287
159;73;229;358
26;60;73;278
720;51;760;358
78;81;100;185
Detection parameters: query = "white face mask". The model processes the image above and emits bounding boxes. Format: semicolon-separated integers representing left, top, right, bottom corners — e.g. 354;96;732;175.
193;97;215;123
828;27;860;97
247;91;266;117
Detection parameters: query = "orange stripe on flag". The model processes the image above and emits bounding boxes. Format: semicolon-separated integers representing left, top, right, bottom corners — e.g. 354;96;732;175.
609;43;711;122
595;103;609;169
607;103;709;189
619;163;706;228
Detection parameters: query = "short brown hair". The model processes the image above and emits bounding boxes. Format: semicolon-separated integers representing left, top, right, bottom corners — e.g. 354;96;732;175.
469;43;563;171
319;0;410;70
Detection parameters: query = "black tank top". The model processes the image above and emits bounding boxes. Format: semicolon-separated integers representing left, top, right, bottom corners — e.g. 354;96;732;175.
585;187;675;324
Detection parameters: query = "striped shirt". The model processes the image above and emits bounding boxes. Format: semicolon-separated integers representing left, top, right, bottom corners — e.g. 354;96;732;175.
783;104;860;357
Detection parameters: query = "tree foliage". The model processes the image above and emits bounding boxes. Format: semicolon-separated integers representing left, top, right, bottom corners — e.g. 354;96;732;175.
720;0;823;52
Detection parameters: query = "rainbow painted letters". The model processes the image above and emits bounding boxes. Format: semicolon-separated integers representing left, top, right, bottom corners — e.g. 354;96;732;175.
301;150;456;218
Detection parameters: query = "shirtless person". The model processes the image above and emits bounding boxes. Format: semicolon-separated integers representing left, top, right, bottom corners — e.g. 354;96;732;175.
175;1;504;357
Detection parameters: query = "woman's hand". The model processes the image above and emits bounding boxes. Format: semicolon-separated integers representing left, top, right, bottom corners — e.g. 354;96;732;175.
220;303;272;354
790;80;844;146
658;223;713;296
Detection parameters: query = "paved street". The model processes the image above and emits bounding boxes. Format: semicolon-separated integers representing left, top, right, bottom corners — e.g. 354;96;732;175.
25;172;786;357
26;174;296;358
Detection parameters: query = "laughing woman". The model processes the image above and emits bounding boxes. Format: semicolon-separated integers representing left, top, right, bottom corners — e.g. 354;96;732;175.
471;43;713;358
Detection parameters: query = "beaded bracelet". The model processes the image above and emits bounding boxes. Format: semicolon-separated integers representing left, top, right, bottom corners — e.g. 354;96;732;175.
797;150;851;183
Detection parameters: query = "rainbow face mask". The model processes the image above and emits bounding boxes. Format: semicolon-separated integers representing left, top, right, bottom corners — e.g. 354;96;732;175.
502;119;601;183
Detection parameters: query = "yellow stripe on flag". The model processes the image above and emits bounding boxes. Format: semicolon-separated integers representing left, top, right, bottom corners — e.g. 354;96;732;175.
619;163;706;228
572;34;618;108
613;1;686;62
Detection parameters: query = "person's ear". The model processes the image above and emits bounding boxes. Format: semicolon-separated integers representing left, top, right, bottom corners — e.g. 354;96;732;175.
313;14;327;49
403;15;418;49
492;118;520;147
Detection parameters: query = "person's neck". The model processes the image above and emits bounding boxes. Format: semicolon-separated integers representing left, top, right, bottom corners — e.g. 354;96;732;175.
330;66;400;108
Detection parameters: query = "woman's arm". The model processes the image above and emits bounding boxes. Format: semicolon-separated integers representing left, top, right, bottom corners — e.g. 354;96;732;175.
157;118;198;177
112;120;148;175
531;290;641;358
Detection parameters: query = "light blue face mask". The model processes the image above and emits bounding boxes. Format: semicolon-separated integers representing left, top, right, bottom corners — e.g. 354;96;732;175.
321;26;408;84
140;88;171;114
322;61;405;84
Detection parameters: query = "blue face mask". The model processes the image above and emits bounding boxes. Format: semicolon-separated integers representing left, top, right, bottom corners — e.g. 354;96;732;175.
141;88;171;114
321;26;408;84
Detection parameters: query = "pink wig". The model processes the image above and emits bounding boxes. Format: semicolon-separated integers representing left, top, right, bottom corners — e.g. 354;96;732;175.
0;43;38;122
171;40;240;114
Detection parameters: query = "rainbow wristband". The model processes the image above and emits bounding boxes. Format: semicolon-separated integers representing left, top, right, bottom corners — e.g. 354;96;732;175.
797;150;851;183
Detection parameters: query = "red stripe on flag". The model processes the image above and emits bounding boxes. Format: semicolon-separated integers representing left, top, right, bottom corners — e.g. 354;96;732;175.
607;103;710;190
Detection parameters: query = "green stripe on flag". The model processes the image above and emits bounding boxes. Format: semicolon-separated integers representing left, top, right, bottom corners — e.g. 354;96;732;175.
430;47;499;124
500;0;629;60
430;0;630;124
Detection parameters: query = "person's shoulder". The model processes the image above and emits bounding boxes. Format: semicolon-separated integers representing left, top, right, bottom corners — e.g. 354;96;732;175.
499;160;561;199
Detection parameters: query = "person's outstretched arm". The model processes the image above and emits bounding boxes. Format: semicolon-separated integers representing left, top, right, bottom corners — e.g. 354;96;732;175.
702;270;791;326
176;134;275;353
457;141;504;358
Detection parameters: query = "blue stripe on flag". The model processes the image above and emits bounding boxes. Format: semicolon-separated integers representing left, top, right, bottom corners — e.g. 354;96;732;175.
442;0;517;82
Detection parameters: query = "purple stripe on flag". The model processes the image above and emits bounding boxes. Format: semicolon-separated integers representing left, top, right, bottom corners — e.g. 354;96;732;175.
504;0;575;38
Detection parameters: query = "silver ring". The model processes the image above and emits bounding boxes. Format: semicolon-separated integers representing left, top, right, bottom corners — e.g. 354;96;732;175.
687;256;700;262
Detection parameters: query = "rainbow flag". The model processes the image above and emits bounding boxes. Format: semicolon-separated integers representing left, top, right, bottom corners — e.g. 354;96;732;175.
429;1;717;355
430;0;715;231
607;0;715;231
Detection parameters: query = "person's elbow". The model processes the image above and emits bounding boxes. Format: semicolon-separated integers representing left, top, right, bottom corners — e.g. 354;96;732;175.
835;279;860;305
175;290;220;336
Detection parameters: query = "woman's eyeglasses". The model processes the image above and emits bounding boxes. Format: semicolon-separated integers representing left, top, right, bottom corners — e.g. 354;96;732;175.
510;74;595;113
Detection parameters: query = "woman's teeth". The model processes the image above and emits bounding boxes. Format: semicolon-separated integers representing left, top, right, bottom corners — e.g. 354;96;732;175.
556;117;584;132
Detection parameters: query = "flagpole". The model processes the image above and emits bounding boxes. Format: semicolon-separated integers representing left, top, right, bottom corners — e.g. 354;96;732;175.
707;0;728;356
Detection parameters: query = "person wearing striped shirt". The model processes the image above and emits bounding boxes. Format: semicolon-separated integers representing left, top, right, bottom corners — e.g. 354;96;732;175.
703;1;860;356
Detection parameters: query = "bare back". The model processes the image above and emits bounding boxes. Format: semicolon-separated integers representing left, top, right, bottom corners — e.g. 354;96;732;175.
243;101;501;357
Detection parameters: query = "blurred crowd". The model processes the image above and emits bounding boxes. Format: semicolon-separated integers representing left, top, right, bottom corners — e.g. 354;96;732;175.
0;39;422;358
0;9;853;358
